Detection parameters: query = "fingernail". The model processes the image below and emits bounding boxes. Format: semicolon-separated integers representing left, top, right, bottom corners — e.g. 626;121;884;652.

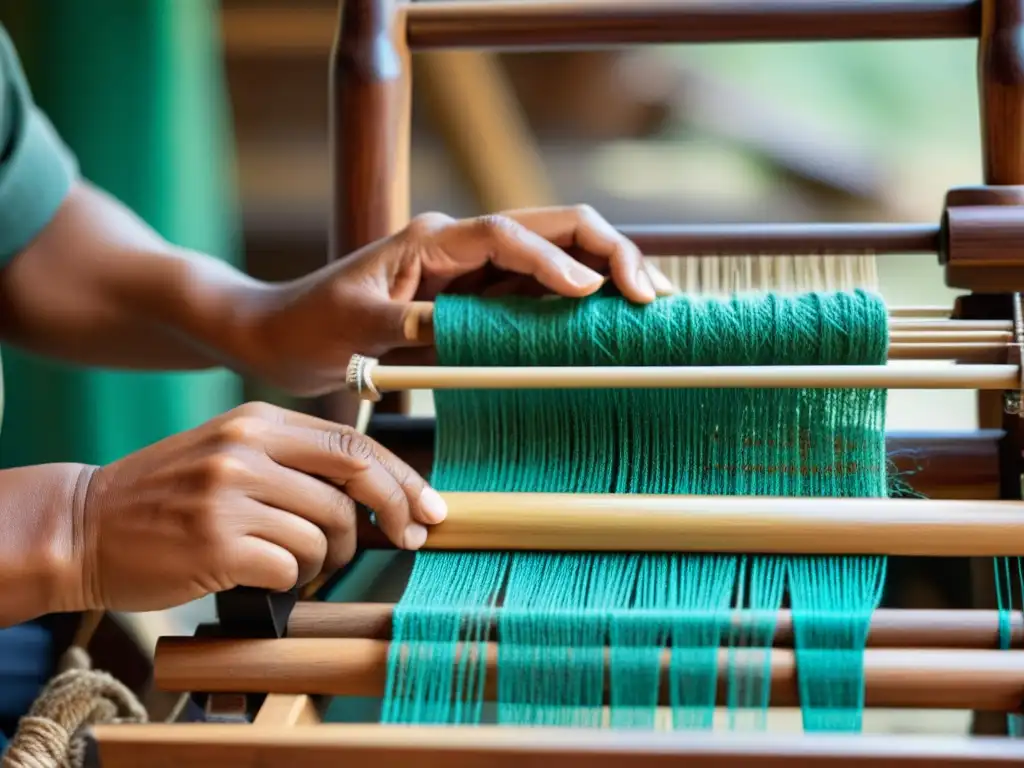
635;268;656;301
648;266;677;296
403;524;428;550
419;487;448;523
566;263;603;289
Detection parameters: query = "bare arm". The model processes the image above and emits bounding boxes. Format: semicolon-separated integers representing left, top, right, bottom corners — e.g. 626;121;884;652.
0;464;87;628
0;181;269;372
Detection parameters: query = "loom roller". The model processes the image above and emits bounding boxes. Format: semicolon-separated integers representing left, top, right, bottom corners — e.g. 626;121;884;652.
85;1;1024;766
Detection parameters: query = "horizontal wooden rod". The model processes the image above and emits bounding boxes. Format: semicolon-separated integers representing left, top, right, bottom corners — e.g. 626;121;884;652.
288;604;1024;649
889;332;1011;343
889;321;1012;332
153;637;1024;712
406;2;979;50
615;223;942;255
87;725;1024;768
350;493;1024;556
890;306;954;318
352;360;1020;395
887;344;1008;363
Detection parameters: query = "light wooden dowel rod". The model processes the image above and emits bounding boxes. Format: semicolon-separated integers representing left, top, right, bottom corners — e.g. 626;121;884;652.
889;306;953;318
889;331;1011;342
153;638;1024;712
890;320;1012;331
350;492;1024;556
348;358;1020;397
86;725;1024;768
286;604;1024;649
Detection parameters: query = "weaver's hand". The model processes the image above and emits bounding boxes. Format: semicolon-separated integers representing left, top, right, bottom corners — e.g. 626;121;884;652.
243;206;674;396
75;402;444;613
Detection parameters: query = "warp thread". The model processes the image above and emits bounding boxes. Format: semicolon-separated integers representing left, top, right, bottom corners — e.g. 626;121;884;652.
995;556;1024;737
2;647;147;768
651;254;879;296
381;290;890;731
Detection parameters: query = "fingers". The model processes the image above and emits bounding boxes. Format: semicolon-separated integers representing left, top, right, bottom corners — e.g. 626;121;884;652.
645;261;677;296
433;215;605;299
507;206;655;304
228;536;302;593
232;499;329;587
253;407;446;551
244;458;360;573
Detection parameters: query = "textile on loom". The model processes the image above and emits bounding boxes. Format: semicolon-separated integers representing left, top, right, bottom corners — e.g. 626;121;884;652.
381;289;889;731
649;254;879;296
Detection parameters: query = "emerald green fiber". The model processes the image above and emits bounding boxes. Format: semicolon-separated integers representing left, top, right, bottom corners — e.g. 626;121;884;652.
995;555;1024;737
381;290;889;731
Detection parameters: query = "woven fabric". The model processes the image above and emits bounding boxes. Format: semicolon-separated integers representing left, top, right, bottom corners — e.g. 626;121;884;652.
382;290;889;730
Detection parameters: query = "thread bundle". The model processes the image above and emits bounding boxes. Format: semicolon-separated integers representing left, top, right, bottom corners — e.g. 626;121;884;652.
382;290;889;731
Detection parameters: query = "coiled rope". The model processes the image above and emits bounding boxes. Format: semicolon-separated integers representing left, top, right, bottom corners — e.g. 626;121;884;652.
2;613;147;768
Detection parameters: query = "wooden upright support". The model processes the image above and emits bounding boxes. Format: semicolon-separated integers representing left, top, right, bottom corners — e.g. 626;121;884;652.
963;0;1024;737
319;0;411;425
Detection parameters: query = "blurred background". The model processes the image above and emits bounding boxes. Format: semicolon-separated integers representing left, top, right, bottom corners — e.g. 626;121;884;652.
0;0;989;735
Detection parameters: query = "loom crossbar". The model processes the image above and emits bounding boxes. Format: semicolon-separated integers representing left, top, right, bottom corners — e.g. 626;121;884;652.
350;493;1024;556
286;604;1024;649
404;1;980;50
153;638;1024;711
353;361;1021;395
84;725;1024;768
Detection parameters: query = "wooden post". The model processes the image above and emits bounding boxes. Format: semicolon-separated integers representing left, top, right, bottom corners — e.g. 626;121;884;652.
979;1;1024;185
319;0;412;425
968;0;1024;736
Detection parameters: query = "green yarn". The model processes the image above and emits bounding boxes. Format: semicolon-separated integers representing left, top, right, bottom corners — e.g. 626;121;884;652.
381;290;889;731
994;555;1024;737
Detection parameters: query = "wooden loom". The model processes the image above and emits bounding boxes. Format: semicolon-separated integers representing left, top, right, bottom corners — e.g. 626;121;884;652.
85;1;1024;765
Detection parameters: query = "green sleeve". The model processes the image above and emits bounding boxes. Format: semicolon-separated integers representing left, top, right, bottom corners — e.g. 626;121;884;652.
0;25;78;264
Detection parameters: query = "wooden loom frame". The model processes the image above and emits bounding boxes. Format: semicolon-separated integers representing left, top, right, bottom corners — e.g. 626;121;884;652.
87;1;1024;765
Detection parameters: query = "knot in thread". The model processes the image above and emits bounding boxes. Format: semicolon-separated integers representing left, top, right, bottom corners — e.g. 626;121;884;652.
2;648;147;768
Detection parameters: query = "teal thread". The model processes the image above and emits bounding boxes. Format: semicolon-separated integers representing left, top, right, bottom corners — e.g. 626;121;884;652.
382;290;889;730
994;555;1024;737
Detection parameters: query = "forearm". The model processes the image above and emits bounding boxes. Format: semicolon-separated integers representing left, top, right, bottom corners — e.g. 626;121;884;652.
0;181;273;371
0;463;89;628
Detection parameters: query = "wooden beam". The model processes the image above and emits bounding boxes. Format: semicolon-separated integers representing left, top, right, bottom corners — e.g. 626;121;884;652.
87;724;1024;767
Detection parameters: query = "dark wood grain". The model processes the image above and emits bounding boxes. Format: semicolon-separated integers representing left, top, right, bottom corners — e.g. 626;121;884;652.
978;0;1024;185
942;187;1024;292
317;0;411;425
406;1;980;51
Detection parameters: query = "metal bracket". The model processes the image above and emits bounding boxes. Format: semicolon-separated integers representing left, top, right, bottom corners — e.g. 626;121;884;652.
1005;391;1022;416
215;586;298;639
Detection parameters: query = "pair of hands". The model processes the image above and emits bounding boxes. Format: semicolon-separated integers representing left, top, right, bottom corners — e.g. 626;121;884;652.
79;207;674;613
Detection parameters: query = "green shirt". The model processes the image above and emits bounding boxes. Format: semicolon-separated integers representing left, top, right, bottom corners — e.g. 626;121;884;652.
0;25;79;430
